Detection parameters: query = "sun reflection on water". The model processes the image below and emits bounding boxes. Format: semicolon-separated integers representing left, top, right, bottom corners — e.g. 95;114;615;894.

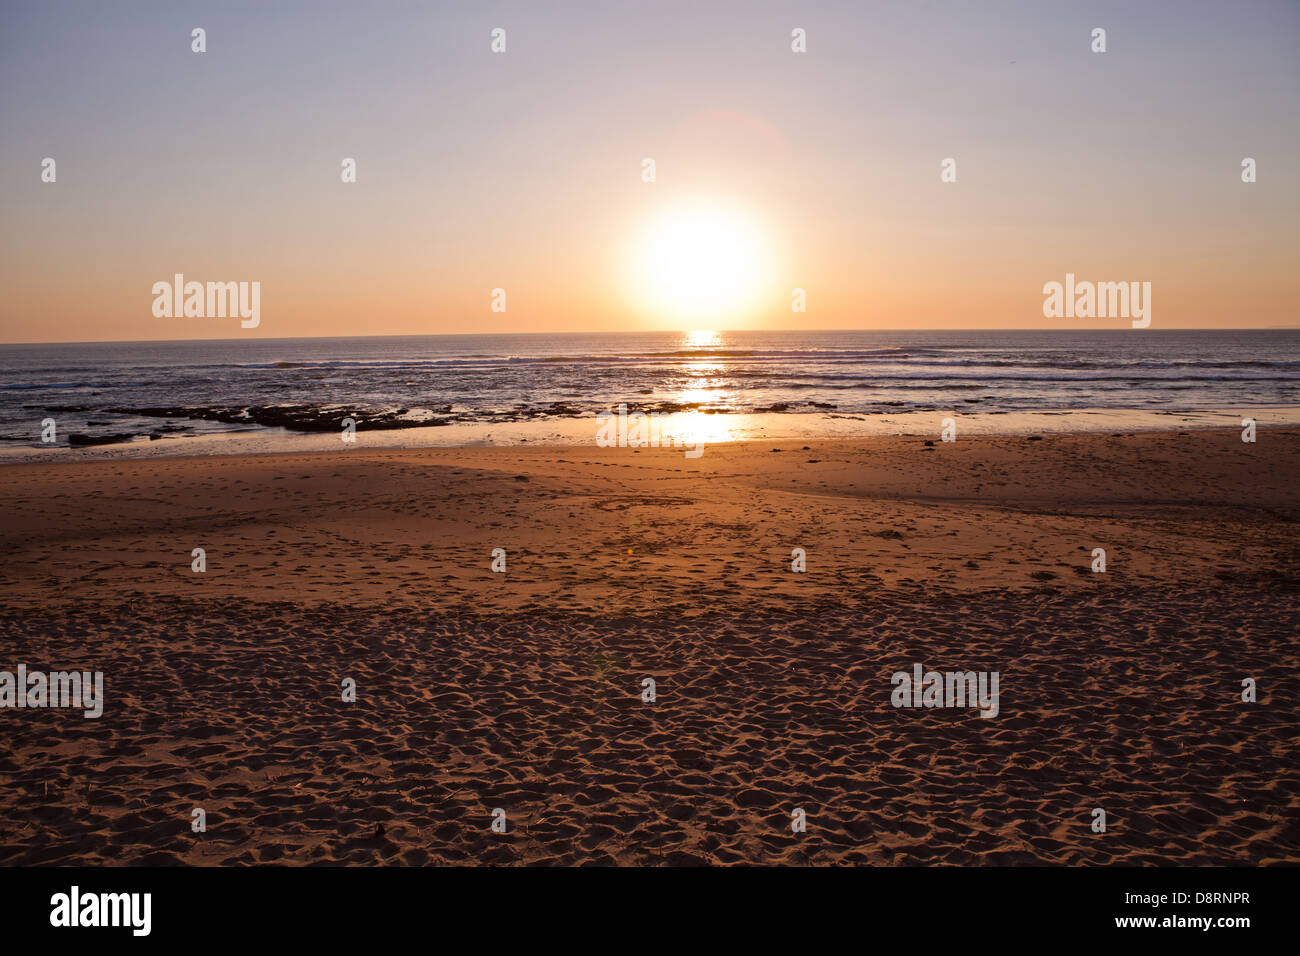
659;330;740;444
682;329;721;350
657;410;738;448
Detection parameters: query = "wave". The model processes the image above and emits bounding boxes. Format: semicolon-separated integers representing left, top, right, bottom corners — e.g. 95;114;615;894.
215;349;1300;374
3;332;1297;441
0;380;152;391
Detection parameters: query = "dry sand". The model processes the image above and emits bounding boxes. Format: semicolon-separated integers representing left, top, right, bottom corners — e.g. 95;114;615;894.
0;429;1296;865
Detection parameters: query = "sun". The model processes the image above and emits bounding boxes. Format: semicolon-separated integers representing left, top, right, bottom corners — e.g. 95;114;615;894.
626;201;772;324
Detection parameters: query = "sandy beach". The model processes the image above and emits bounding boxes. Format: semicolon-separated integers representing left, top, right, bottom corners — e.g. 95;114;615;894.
0;427;1296;865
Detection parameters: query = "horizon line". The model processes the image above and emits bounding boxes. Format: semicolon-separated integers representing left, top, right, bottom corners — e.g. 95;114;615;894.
2;327;1297;348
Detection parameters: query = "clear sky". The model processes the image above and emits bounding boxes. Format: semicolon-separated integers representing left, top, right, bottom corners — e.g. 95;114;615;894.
1;0;1296;343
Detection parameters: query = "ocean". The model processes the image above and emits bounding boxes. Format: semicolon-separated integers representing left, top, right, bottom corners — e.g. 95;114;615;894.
1;329;1297;453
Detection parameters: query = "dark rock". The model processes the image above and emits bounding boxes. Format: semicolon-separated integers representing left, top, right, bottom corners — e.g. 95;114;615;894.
67;432;136;446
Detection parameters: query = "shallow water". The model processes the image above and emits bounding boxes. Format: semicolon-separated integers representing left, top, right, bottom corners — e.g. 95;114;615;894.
2;329;1297;457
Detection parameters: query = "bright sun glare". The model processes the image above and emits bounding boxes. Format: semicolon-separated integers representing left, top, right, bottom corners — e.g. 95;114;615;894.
627;202;771;324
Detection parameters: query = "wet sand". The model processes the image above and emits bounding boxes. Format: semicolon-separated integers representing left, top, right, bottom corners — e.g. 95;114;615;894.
0;429;1297;864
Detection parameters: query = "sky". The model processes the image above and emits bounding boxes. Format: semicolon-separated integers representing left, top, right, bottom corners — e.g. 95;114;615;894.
0;0;1297;343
